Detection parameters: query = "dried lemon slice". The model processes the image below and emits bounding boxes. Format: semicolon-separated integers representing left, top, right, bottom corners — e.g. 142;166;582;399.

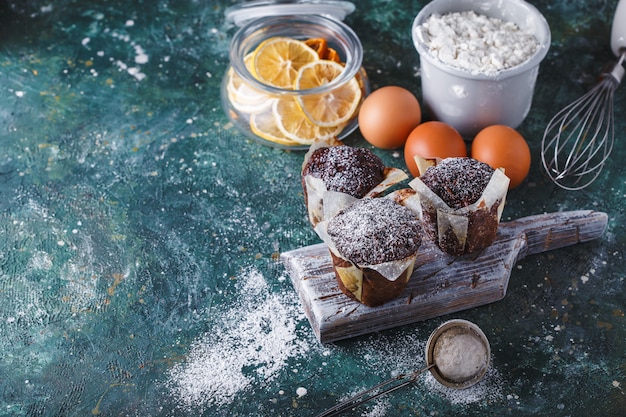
295;60;362;127
250;104;302;147
227;74;273;114
253;37;319;88
227;54;272;114
273;97;346;144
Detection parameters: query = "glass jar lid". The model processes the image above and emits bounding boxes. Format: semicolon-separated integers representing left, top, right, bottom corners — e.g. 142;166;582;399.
225;0;355;26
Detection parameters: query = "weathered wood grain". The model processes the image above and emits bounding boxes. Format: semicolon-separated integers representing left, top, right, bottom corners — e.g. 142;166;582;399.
281;210;608;343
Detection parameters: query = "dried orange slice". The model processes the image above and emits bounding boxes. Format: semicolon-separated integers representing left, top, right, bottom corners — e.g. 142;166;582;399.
305;38;341;62
304;38;328;59
295;60;362;127
325;47;341;63
253;37;319;88
273;97;345;144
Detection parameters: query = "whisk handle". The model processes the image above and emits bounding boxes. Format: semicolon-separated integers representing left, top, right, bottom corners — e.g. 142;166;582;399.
612;0;626;57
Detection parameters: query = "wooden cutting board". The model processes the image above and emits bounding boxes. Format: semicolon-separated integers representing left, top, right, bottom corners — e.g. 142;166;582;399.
281;210;608;344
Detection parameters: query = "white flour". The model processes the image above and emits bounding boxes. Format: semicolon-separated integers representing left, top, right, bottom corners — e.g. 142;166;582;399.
416;11;539;75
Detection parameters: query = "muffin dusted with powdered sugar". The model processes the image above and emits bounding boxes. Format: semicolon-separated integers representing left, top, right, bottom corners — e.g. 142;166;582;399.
321;197;423;307
328;198;422;264
410;157;509;256
420;157;494;209
302;145;385;199
301;138;407;227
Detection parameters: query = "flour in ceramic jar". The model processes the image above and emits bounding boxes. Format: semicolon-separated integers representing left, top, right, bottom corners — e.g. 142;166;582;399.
416;11;539;75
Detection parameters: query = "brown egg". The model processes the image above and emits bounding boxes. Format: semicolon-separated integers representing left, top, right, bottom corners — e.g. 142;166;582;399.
358;86;421;149
471;125;531;189
404;121;467;177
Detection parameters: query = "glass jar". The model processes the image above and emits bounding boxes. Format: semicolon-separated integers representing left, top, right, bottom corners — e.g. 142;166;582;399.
221;5;369;150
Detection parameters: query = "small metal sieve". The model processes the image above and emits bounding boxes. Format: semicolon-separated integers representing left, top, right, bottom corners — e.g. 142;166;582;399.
425;319;490;389
315;319;491;417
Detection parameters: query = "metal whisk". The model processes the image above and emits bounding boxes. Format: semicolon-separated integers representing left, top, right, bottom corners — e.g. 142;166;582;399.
541;0;626;191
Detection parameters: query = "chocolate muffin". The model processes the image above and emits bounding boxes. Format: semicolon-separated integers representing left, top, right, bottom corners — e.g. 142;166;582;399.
301;139;407;227
410;157;509;256
420;158;494;210
324;197;423;307
303;144;385;198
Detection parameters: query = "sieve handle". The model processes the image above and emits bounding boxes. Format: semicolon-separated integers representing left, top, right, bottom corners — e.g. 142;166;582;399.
315;364;435;417
612;0;626;56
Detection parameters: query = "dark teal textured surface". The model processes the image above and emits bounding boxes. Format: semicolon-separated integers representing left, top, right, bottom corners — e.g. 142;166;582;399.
0;1;624;416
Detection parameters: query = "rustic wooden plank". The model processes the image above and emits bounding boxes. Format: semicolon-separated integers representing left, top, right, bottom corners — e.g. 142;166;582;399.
281;210;608;343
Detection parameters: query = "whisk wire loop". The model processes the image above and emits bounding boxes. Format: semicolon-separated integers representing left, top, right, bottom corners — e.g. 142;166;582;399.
541;59;622;190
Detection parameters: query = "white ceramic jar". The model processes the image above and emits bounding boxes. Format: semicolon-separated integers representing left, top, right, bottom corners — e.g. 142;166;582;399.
412;0;551;138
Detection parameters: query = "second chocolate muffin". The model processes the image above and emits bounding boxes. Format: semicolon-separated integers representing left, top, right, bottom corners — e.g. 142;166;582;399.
411;157;509;256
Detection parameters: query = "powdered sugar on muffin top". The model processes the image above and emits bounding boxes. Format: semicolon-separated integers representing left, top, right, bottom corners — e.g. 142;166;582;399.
420;158;494;209
328;198;422;265
302;146;385;198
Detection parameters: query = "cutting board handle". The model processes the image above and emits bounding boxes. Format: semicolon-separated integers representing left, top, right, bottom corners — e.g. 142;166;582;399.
504;210;608;259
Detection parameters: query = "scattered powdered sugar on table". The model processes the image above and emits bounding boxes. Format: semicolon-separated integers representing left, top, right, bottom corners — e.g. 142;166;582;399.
416;11;539;75
361;400;390;417
422;358;504;406
167;267;311;409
